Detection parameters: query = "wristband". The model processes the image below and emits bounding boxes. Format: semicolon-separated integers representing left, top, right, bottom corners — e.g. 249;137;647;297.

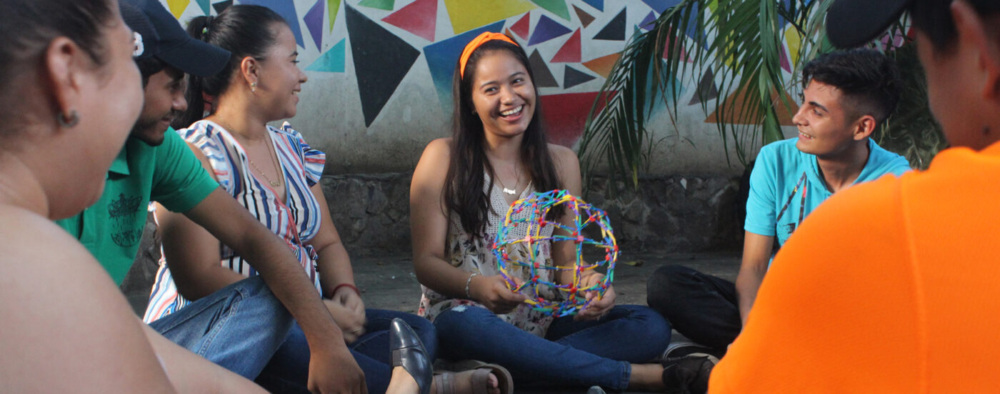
464;273;479;300
326;283;360;299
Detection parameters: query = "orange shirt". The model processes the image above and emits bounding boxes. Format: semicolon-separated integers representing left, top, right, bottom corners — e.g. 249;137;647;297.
710;141;1000;392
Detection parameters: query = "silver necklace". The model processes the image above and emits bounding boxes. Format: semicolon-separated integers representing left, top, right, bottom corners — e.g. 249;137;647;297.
495;165;520;195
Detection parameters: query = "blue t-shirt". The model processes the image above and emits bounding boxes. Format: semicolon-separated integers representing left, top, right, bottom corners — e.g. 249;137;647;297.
745;138;911;246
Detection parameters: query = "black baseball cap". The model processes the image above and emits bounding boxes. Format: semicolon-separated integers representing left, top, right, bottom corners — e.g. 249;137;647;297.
119;0;230;77
826;0;911;49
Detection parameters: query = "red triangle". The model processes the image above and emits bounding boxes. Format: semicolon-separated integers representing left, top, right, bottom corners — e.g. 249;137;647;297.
551;29;581;63
382;0;438;42
662;30;690;63
511;12;531;40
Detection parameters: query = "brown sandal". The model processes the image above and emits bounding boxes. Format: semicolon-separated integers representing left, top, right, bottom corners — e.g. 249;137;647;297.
432;362;514;394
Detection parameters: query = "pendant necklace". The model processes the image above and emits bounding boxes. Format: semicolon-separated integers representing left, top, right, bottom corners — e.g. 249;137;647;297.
495;165;520;195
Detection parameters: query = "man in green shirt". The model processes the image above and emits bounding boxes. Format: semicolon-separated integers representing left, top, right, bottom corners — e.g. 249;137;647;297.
56;1;364;392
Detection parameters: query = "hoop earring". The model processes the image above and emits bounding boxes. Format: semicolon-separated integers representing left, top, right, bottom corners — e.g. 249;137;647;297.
57;110;79;128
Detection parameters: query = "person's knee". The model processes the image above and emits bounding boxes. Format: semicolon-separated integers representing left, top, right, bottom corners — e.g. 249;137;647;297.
434;305;494;340
647;264;691;306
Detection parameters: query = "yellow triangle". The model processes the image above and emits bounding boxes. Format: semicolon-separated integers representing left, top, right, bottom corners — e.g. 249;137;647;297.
444;0;536;34
166;0;190;19
786;26;803;67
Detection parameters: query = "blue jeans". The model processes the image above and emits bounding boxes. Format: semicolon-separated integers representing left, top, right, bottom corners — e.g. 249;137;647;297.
255;309;437;394
434;304;671;391
148;276;293;379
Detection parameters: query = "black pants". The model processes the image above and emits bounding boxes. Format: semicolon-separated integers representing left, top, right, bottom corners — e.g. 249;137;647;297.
646;265;742;349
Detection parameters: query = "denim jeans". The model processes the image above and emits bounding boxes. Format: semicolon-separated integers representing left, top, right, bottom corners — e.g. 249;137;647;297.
255;309;437;394
148;276;293;379
433;304;670;391
646;264;741;349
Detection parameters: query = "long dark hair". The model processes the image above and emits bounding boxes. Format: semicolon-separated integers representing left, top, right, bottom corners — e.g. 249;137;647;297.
174;5;288;128
444;38;562;235
0;0;113;126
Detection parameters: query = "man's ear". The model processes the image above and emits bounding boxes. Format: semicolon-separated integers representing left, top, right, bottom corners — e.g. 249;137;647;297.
43;36;86;125
951;0;1000;101
853;115;877;141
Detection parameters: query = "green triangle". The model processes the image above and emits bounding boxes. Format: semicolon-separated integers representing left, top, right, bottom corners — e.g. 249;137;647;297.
358;0;394;11
306;38;346;73
197;0;210;14
531;0;570;21
327;0;340;32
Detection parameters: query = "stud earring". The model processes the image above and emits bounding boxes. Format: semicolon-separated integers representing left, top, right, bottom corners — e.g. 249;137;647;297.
57;109;79;128
250;82;257;93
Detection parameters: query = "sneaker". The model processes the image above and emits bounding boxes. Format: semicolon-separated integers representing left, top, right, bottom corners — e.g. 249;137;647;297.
661;353;718;394
660;340;725;361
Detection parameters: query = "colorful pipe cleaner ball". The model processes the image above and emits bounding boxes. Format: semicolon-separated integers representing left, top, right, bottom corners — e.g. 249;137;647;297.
491;189;618;317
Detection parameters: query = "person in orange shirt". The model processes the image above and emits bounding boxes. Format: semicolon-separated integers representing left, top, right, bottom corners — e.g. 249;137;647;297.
710;0;1000;391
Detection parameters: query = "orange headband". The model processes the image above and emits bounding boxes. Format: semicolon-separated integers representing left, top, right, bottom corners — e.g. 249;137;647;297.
459;32;518;79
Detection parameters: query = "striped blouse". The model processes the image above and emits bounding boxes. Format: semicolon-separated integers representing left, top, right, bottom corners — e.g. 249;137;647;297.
143;120;325;323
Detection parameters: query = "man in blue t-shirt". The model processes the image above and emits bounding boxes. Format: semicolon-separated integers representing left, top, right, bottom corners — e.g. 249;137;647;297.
647;49;912;354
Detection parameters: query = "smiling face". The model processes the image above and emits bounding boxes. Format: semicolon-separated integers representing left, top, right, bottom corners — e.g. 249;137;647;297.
792;80;865;158
131;66;186;146
469;50;536;140
254;23;306;121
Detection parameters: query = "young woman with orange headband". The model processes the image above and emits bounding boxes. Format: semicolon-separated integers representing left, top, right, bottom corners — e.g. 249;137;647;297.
410;32;687;392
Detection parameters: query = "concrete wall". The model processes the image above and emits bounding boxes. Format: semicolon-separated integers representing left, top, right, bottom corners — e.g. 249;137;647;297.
160;0;805;177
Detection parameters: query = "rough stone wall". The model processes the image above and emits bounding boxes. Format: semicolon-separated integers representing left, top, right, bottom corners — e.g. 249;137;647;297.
321;173;743;257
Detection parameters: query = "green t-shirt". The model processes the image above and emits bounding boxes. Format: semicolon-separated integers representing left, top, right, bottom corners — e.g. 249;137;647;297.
56;129;219;284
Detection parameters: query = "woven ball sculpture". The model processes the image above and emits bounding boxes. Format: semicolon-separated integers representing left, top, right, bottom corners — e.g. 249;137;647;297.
491;189;618;317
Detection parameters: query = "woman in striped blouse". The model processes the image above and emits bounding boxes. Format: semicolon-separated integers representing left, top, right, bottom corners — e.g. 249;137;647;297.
140;5;463;394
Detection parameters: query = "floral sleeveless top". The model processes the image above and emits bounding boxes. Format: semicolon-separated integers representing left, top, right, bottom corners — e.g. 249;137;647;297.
418;174;559;337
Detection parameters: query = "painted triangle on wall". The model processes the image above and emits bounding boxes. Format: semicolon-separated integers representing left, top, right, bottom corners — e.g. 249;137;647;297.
382;0;438;41
550;29;580;63
510;12;531;39
563;65;595;89
573;5;595;28
196;0;210;15
327;0;341;32
582;0;602;12
443;0;536;35
528;49;559;88
593;8;626;41
528;14;571;46
345;5;420;126
687;69;718;105
212;0;232;14
240;0;305;48
582;52;620;78
530;0;570;21
306;38;346;73
358;0;394;11
304;0;325;49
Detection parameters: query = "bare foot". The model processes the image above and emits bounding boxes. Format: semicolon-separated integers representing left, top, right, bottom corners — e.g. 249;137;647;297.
387;366;421;394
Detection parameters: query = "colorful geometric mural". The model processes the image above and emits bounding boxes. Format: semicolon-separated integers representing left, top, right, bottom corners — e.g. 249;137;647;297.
162;0;807;147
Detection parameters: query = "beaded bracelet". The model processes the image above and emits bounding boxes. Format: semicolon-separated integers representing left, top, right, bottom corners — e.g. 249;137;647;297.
464;273;479;300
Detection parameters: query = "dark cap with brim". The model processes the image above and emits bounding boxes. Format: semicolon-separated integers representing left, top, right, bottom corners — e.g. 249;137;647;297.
826;0;913;48
121;0;230;77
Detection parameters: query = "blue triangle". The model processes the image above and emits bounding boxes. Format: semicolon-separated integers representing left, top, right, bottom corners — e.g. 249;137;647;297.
424;22;505;110
306;39;345;73
197;0;211;15
642;0;680;13
639;11;656;31
582;0;603;11
563;65;595;89
528;14;572;46
239;0;305;48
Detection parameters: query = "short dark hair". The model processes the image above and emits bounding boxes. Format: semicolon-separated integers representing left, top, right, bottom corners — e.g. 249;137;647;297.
802;49;901;126
136;55;166;87
911;0;1000;52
